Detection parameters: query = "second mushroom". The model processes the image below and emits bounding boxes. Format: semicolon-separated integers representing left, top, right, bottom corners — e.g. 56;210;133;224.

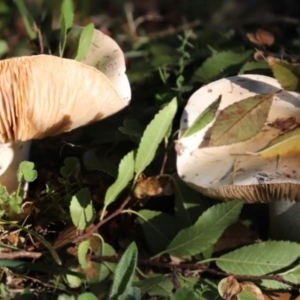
176;74;300;241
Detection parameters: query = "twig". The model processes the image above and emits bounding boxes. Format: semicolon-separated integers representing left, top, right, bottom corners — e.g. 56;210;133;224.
0;251;41;259
147;20;201;39
72;194;132;244
90;255;300;290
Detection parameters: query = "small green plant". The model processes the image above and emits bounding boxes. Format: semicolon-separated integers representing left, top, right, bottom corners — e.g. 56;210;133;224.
0;161;37;218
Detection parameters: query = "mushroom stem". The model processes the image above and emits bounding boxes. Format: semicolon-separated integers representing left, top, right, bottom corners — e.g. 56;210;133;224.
269;200;300;242
0;141;31;194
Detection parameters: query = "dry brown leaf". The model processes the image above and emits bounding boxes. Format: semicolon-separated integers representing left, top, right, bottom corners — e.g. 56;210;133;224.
247;29;275;46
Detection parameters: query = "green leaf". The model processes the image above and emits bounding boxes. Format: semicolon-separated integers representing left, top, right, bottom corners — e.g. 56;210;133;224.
174;178;209;229
74;23;94;61
70;188;95;230
10;195;22;214
181;95;221;138
77;293;98;300
89;242;116;285
237;290;258;300
13;0;37;40
133;275;173;297
209;94;274;146
0;40;8;56
17;161;37;183
135;98;177;178
65;267;82;288
217;241;300;275
60;157;80;179
193;50;252;82
119;119;144;144
164;200;243;257
170;286;198;300
268;59;300;92
82;150;117;178
58;295;76;300
59;0;74;56
239;60;269;74
139;210;180;254
102;151;134;214
125;287;141;300
77;240;90;269
109;242;138;300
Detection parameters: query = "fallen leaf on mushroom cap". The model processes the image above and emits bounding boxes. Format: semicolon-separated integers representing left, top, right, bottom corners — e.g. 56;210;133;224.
177;74;300;203
66;26;131;102
268;57;300;92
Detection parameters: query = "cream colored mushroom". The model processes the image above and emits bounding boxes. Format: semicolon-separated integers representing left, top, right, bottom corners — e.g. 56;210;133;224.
176;74;300;241
0;54;131;193
66;26;131;102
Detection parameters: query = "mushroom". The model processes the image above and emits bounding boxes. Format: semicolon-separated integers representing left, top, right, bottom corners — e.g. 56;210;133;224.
0;54;131;194
66;26;131;102
176;74;300;241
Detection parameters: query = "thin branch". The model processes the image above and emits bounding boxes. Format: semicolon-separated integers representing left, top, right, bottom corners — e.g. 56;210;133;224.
90;255;300;290
72;194;132;244
0;251;42;260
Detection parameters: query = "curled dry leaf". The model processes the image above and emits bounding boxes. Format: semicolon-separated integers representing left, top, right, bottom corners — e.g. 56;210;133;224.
246;29;275;46
218;275;242;300
240;282;264;300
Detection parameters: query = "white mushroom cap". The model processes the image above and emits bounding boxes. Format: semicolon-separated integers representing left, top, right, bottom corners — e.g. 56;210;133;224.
0;54;129;143
66;26;131;103
177;74;300;203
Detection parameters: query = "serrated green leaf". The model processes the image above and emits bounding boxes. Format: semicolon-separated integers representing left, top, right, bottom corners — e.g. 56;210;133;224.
193;50;252;82
74;23;94;61
239;60;269;74
13;0;37;40
268;59;300;92
135;98;177;178
217;241;300;276
70;188;95;230
60;157;80;179
164;200;243;257
181;95;221;138
174;178;209;229
102;151;134;215
78;240;90;269
109;242;138;300
59;0;74;56
139;210;180;254
209;94;274;146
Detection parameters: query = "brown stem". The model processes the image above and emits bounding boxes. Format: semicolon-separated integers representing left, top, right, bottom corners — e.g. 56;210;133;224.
72;194;132;244
90;255;300;290
0;251;42;260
